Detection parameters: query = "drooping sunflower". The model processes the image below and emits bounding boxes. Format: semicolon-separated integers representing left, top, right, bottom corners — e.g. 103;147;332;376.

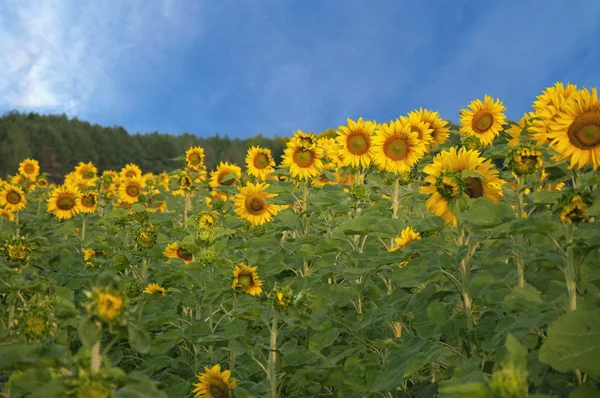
290;130;318;148
547;87;600;170
245;146;276;180
399;112;434;149
415;108;451;147
163;242;193;264
47;185;80;220
372;119;427;174
234;182;280;226
192;364;236;398
144;283;166;296
459;95;507;146
335;118;376;168
120;163;143;180
281;140;325;180
506;144;544;176
77;191;99;214
18;159;40;181
420;147;504;226
186;146;205;171
118;177;146;204
232;263;263;296
389;226;421;252
74;161;98;180
0;209;15;221
209;162;242;188
0;184;27;212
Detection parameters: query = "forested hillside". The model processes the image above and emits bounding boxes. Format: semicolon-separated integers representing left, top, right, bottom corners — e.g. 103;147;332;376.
0;111;459;181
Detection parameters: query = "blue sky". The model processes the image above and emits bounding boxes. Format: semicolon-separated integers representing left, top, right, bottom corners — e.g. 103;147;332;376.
1;0;599;138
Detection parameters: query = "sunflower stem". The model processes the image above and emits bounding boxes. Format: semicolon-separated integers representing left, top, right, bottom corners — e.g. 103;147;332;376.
565;223;576;312
391;178;400;219
457;221;473;331
90;327;102;375
81;214;87;247
183;191;189;225
268;310;279;398
15;212;20;237
142;257;148;281
516;176;525;288
229;295;237;371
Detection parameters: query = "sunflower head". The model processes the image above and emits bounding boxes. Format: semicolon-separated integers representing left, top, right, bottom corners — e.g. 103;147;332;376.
74;162;98;180
210;162;242;188
246;146;276;180
47;185;80;220
461;135;483;151
3;237;35;263
179;174;194;191
0;209;15;221
232;263;262;296
489;364;528;398
76;379;112;398
120;163;143;180
335;117;376;168
414;108;451;147
372;119;427;174
0;184;27;212
18;159;40;181
291;130;318;148
507;144;544;176
192;364;236;398
163;242;193;264
270;285;293;310
87;288;126;325
281;141;325;180
435;171;465;200
234;182;280;226
135;225;157;249
36;177;48;188
78;192;99;214
557;189;593;225
144;283;166;296
119;177;146;204
459;95;507;146
186;146;206;170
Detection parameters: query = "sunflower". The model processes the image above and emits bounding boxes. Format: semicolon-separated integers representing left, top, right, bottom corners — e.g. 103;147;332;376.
246;146;276;180
547;87;600;170
506;144;543;176
281;140;325;180
10;174;27;186
18;159;40;181
234;182;280;226
65;172;94;191
415;108;451;147
209;162;242;188
144;283;166;296
120;163;143;180
388;226;421;252
459;95;507;146
193;364;236;398
163;242;193;264
95;290;124;323
506;112;536;147
197;212;216;228
290;130;318;148
47;185;80;220
372;119;427;174
84;248;96;262
179;174;194;191
74;161;98;180
399;112;434;149
118;177;146;204
77;191;99;214
186;146;205;171
232;263;262;296
36;177;48;189
420;147;504;226
336;118;376;168
0;209;15;221
0;184;27;212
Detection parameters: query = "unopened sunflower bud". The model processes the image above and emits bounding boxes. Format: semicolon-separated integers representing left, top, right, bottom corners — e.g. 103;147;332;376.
462;135;483;151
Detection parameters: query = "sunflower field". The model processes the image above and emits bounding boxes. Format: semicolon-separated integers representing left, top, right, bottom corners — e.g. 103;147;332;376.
1;83;600;398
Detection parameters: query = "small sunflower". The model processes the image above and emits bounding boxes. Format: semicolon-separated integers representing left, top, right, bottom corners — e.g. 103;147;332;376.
77;192;99;214
415;108;451;147
186;146;206;171
120;163;143;180
179;174;194;191
459;95;507;146
336;118;376;168
65;172;94;191
18;159;40;181
557;189;593;225
192;364;236;398
163;242;193;264
506;144;543;176
420;147;504;226
372;119;427;174
506;112;536;147
47;185;80;220
95;290;124;323
246;146;276;180
84;248;96;262
74;161;98;180
10;174;27;186
0;184;27;212
234;182;280;226
388;226;421;252
232;263;263;296
0;209;15;221
547;87;600;170
281;140;325;180
118;177;146;204
209;162;242;188
399;112;434;149
197;212;216;228
36;177;48;189
144;283;166;296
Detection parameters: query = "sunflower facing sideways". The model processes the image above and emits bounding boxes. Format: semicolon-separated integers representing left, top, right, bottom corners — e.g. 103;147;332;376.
234;182;281;226
528;83;579;146
281;139;325;180
163;242;193;264
193;364;236;398
547;87;600;170
18;159;40;181
420;147;504;226
47;185;80;220
414;108;451;148
459;95;507;146
232;263;263;296
118;177;146;204
186;146;205;171
74;161;98;180
399;112;434;150
372;119;427;174
336;118;376;168
245;146;276;180
0;184;27;212
209;162;242;188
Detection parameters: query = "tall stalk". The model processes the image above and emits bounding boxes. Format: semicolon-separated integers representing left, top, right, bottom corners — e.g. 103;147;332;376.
515;176;525;288
565;224;576;312
268;310;279;398
456;221;473;331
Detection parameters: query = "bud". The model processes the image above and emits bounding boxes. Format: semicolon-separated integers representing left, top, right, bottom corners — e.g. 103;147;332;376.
461;135;483;151
435;171;465;200
351;183;368;201
270;285;293;310
198;247;217;263
489;364;528;398
136;225;157;249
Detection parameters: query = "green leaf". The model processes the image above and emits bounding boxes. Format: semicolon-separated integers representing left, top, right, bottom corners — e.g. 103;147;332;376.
335;215;378;235
571;382;600;398
309;326;341;351
533;190;562;205
128;324;151;354
438;382;491;398
539;308;600;375
461;198;515;227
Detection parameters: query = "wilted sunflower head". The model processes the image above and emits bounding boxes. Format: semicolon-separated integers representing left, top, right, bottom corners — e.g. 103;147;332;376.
136;226;157;249
3;237;35;263
179;174;194;191
232;263;263;296
556;189;593;225
192;364;236;398
507;144;544;176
